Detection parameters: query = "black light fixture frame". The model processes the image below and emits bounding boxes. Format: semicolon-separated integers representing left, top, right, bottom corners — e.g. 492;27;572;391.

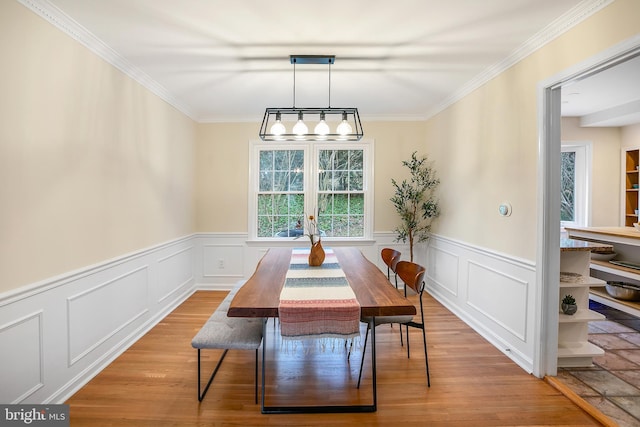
259;55;363;141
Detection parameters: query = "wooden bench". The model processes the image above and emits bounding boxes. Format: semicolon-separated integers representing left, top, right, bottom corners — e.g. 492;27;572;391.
191;281;264;403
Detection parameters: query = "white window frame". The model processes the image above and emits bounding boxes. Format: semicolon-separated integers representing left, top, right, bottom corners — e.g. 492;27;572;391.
560;142;591;229
248;139;374;241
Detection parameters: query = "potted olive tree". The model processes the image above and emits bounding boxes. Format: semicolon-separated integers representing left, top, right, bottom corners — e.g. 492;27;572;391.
391;151;440;262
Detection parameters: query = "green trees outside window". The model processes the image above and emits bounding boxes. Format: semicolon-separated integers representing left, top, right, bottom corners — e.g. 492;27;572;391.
255;145;369;239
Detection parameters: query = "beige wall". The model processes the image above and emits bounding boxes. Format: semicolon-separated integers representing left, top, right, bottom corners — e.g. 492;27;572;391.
3;0;639;291
422;0;640;260
622;123;640;148
195;121;427;233
561;117;621;226
0;2;196;292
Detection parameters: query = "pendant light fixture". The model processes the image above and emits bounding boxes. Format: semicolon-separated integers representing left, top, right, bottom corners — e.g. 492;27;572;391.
259;55;363;141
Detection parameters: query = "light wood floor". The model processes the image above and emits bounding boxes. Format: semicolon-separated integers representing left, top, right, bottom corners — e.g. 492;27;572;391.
66;290;604;426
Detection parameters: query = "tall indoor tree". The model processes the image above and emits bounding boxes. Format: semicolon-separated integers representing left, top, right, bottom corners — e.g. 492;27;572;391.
391;151;440;262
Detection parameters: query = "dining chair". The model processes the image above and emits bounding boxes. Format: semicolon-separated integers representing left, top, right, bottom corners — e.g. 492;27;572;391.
381;248;401;287
381;248;404;343
357;260;431;388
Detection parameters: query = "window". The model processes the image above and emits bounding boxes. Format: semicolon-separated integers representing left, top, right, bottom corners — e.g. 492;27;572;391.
249;141;372;240
561;142;591;228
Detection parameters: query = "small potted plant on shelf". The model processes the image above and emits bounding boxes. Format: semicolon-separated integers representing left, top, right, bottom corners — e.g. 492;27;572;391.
562;294;577;315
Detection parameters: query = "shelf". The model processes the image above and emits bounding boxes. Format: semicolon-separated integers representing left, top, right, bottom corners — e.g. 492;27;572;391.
590;259;640;280
558;309;605;323
559;272;606;287
558;341;604;357
557;341;605;368
590;287;640;318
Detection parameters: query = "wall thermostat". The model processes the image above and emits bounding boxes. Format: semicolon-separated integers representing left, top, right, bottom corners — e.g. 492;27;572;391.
498;202;512;217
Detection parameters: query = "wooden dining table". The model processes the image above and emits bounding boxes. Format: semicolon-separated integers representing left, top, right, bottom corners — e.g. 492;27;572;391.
228;246;417;414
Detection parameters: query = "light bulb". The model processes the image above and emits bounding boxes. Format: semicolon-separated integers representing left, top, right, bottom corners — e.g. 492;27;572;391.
269;112;286;136
292;112;308;137
336;112;352;135
314;112;330;138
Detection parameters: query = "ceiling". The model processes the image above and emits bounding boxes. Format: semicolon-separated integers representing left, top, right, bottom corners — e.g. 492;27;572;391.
561;54;640;127
27;0;633;125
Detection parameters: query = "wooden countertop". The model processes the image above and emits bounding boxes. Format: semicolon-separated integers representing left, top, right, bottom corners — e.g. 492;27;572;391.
565;227;640;247
565;226;640;239
560;237;613;252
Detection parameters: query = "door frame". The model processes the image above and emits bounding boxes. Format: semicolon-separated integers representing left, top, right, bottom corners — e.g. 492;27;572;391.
535;35;640;377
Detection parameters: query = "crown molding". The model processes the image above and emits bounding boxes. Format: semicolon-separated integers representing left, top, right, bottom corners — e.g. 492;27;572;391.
17;0;197;121
424;0;615;121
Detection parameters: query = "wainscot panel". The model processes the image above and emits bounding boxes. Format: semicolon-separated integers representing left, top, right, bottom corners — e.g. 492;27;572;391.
157;246;195;304
466;261;528;341
0;235;196;404
67;266;149;365
426;235;536;373
0;311;43;403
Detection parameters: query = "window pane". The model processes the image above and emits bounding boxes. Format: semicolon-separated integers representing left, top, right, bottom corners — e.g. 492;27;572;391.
318;170;330;191
290;171;303;191
273;171;289;191
318;193;332;216
259;171;272;192
257;194;273;215
350;194;364;214
257;215;273;237
332;216;350;237
349;171;363;191
350;150;363;170
319;150;332;170
350;215;364;236
336;150;349;170
334;170;348;191
561;151;576;222
291;150;304;169
260;151;273;171
274;151;288;170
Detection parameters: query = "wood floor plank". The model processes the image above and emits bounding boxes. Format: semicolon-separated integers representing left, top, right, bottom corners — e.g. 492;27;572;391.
65;290;605;426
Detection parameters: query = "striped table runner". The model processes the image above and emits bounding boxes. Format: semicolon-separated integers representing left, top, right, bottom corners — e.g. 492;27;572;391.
278;248;361;341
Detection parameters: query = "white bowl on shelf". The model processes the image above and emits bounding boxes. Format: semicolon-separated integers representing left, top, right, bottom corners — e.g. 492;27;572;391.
591;252;617;261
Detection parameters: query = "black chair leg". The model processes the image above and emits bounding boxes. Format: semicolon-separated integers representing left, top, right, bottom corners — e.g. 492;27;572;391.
422;327;430;387
406;324;410;358
254;348;259;403
357;324;371;389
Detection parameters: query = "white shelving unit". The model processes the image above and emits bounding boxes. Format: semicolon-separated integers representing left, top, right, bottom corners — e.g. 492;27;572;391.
565;227;640;319
558;243;607;367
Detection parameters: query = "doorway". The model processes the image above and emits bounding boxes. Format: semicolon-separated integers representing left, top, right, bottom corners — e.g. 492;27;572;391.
538;36;640;377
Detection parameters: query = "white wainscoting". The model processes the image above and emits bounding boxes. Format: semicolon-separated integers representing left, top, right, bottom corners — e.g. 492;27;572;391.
0;232;539;404
426;235;537;373
0;236;196;404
